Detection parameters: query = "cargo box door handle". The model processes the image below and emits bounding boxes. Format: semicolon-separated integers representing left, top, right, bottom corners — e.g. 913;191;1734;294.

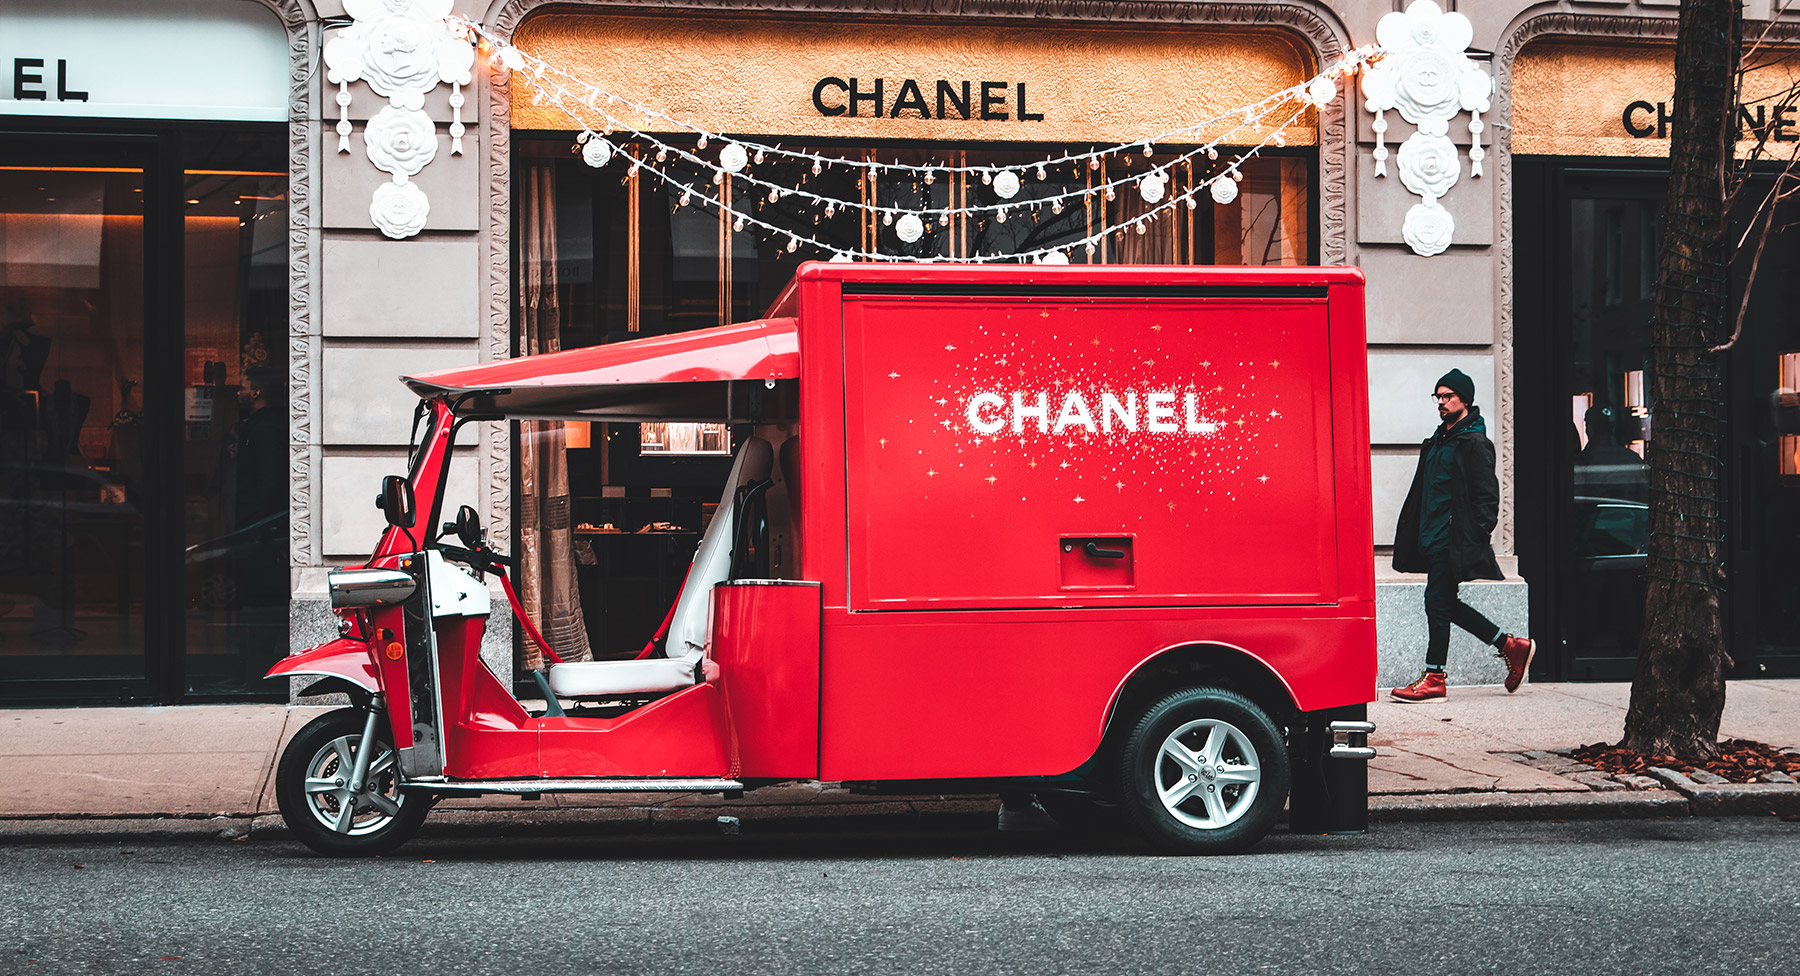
1084;542;1126;559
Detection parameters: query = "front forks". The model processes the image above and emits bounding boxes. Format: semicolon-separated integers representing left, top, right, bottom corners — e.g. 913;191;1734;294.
335;698;387;834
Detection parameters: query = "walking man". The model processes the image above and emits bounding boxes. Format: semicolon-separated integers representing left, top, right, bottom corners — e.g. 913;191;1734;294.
1390;369;1535;702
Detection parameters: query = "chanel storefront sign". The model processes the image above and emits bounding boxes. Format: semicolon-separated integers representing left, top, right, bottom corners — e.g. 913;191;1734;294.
511;13;1315;146
811;78;1045;121
1622;99;1799;142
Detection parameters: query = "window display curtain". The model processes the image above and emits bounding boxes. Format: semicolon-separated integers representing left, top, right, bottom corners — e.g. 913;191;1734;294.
517;162;592;669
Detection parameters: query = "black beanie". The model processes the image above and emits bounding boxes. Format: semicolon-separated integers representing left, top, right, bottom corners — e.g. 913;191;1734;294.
1437;368;1475;404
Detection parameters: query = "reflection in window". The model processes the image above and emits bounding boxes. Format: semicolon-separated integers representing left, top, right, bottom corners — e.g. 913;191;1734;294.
640;422;731;456
1782;351;1800;480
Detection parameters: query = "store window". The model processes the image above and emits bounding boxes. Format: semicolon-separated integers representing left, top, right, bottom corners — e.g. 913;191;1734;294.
0;126;287;701
512;137;1315;662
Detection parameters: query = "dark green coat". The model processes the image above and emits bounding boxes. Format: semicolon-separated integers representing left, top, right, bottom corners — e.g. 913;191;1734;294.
1392;406;1504;581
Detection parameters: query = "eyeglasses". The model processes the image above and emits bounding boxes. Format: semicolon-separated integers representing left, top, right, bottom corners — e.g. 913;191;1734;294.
1432;393;1459;402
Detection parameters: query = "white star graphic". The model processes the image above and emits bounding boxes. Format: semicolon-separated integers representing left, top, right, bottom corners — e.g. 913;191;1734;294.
945;344;957;351
1073;495;1086;503
1258;475;1270;484
1115;480;1126;492
888;371;900;379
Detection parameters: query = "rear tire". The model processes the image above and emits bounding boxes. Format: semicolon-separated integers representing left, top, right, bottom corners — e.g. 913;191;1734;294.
275;708;430;857
1118;687;1288;855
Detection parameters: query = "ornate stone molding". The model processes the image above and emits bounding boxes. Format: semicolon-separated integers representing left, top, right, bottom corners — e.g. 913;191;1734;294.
250;0;318;574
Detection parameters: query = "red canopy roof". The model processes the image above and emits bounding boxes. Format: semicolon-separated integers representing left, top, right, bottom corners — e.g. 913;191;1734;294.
401;317;798;421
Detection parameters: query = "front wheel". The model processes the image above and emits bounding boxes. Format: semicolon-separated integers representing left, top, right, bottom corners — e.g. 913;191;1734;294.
1118;687;1289;855
275;707;430;857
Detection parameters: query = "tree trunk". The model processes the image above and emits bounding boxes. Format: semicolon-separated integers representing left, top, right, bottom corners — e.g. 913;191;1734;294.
1622;0;1741;760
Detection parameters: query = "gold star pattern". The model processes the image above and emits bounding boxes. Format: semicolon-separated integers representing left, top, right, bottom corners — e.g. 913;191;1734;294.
878;437;888;448
1091;337;1102;346
1027;458;1039;469
985;475;998;485
1151;324;1163;332
1270;360;1280;369
926;468;938;477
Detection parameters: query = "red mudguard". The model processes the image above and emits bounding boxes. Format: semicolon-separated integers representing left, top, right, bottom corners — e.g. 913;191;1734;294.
266;638;381;694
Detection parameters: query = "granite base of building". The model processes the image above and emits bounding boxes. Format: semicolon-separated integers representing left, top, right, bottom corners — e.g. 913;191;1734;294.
1375;579;1530;689
288;598;515;703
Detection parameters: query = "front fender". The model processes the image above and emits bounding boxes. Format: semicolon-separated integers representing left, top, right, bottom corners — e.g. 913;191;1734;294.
266;637;380;694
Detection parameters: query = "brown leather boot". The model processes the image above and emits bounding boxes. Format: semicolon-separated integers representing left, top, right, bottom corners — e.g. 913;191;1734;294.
1390;670;1447;703
1498;635;1536;693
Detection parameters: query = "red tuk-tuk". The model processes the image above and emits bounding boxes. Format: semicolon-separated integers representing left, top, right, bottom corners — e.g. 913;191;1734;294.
269;263;1377;856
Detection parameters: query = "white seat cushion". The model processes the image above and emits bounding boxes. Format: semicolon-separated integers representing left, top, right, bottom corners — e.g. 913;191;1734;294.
545;659;696;698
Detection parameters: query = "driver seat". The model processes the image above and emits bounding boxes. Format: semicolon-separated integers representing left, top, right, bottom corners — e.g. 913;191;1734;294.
544;436;774;699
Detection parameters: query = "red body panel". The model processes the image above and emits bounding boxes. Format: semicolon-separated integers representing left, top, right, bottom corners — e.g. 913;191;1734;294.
711;581;823;779
537;683;730;778
266;638;378;691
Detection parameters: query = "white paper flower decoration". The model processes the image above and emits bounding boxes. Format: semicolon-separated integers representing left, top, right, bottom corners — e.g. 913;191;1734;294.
364;105;438;178
1038;250;1070;265
1210;178;1238;206
1396;133;1460;202
370;180;431;239
1308;76;1338;108
1402;201;1455;256
718;143;748;174
992;170;1021;199
895;213;925;244
1139;174;1167;205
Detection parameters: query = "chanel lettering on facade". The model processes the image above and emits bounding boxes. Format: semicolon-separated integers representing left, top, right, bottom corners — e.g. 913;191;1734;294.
1623;99;1797;142
10;57;88;102
811;77;1045;121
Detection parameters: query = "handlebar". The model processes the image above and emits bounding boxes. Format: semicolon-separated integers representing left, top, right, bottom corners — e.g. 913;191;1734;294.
436;544;514;574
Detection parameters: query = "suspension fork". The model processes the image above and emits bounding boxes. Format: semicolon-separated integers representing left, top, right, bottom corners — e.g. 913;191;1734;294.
337;696;387;834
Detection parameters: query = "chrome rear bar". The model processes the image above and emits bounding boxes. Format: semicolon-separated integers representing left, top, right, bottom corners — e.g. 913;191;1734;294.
411;778;744;795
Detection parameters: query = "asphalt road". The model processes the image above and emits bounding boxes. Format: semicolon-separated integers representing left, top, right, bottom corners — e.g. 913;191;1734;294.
3;817;1796;976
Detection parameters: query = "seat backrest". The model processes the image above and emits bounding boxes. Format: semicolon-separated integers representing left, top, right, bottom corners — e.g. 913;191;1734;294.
665;436;773;663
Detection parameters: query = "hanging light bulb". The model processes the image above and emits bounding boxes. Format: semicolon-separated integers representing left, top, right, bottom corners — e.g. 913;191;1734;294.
499;46;524;71
1104;185;1116;201
1085;242;1097;256
679;191;690;207
656;148;667;162
1207;147;1219;161
1308;76;1338;107
1273;131;1286;147
754;149;766;164
996;208;1007;223
1088;157;1100;171
924;170;935;185
786;237;799;253
696;134;708;149
939;213;951;226
712;172;724;185
882;212;893;226
824;202;835;218
1036;164;1047;181
767;188;779;203
733;216;745;231
1143;143;1154;158
1051;199;1064;215
812;160;822;176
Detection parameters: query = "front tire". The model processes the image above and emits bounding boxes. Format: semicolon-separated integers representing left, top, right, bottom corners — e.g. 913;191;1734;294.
1118;687;1289;855
275;707;429;857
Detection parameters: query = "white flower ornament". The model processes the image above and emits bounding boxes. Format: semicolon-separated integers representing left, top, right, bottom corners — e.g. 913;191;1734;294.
1360;0;1492;255
325;0;474;238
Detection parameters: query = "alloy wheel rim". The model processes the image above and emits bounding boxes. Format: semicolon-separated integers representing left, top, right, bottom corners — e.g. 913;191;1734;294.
301;734;407;835
1154;718;1261;830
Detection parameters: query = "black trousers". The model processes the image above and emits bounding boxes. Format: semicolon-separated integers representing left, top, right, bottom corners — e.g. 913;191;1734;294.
1424;550;1502;670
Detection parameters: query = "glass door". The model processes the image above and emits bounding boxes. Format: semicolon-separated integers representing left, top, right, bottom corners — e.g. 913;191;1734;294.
0;136;155;697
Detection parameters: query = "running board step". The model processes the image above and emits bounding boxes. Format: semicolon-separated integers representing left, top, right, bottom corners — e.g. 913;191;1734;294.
412;778;743;795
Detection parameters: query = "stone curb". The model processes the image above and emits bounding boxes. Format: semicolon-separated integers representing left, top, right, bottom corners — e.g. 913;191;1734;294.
1643;767;1800;816
1368;790;1690;821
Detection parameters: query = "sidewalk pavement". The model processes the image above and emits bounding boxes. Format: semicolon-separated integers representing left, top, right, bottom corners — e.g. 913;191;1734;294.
3;679;1797;842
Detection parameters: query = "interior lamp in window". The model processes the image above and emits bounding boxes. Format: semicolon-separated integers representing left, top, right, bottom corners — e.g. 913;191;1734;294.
640;422;731;456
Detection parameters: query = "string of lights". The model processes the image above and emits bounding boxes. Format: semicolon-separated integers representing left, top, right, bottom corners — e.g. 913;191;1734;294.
448;16;1381;263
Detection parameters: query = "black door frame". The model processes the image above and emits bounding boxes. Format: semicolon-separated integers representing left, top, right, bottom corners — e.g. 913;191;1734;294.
1516;154;1800;681
0;118;287;705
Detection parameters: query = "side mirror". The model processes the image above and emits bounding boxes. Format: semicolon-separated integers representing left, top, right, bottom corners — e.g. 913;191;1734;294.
454;504;482;549
378;475;415;529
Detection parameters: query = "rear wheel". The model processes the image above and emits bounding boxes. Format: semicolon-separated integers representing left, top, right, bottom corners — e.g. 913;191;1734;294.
1118;687;1288;855
275;708;429;857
